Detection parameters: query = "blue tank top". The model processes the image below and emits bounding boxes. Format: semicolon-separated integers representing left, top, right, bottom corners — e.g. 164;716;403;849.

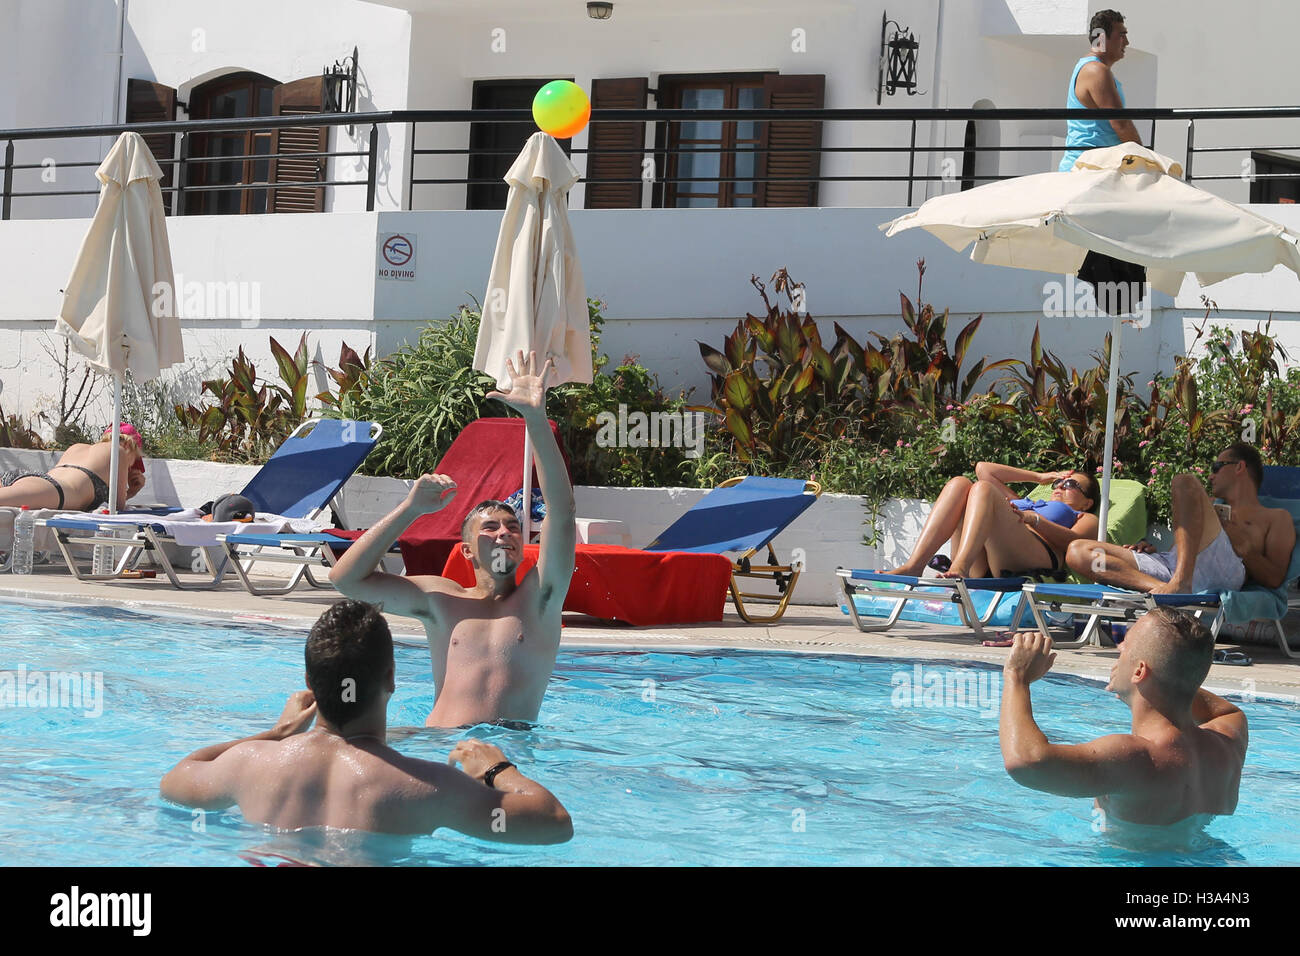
1011;498;1083;528
1059;55;1124;172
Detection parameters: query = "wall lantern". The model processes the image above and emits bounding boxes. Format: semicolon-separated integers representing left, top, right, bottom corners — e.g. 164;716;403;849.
877;12;923;105
323;46;359;133
587;2;614;20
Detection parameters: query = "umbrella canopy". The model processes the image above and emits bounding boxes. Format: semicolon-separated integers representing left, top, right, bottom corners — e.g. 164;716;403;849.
473;131;591;539
54;131;183;512
882;144;1300;296
474;131;592;390
880;144;1300;540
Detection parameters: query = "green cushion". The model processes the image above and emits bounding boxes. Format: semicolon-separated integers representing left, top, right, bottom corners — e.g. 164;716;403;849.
1027;477;1147;546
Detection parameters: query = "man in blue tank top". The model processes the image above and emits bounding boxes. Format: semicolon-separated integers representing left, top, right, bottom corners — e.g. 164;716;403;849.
1059;9;1143;172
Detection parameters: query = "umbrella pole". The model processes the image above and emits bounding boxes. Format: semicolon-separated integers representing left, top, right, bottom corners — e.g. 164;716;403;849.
1098;315;1123;543
108;375;122;515
521;424;534;544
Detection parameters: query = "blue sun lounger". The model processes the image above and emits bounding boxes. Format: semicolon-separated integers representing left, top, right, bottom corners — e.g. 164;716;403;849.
836;570;1031;640
644;476;821;623
1020;493;1300;658
44;419;381;590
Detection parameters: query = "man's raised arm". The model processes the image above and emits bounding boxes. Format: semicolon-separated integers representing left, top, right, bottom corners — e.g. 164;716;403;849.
486;352;577;610
328;474;458;617
999;634;1155;798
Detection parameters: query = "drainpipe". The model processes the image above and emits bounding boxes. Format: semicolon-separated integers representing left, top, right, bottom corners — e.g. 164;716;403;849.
923;0;945;203
112;0;128;123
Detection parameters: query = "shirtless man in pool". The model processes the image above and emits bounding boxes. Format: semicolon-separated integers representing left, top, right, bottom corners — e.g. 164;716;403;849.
161;600;572;840
330;352;576;728
1000;608;1247;828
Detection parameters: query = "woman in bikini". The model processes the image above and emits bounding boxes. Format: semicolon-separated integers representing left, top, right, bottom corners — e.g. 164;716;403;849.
888;462;1100;578
0;424;147;512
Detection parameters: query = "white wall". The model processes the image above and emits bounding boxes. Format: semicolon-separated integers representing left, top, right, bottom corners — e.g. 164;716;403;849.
5;203;1300;436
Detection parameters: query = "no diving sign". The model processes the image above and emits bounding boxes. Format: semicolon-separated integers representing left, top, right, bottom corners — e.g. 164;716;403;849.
377;233;416;280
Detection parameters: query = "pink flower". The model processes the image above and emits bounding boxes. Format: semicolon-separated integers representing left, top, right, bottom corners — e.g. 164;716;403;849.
1151;467;1158;474
905;442;912;447
1242;404;1254;414
946;404;954;410
1138;440;1149;448
896;439;904;447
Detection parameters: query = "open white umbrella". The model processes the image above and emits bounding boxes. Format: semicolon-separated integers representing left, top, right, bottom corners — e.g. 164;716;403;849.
474;131;592;539
882;143;1300;537
55;131;183;513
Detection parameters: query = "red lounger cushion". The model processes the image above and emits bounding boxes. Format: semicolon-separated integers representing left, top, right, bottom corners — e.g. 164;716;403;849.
441;543;733;626
328;418;567;575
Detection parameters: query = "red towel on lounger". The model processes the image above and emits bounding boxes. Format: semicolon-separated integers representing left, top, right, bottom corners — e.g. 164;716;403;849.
441;543;733;626
328;418;567;574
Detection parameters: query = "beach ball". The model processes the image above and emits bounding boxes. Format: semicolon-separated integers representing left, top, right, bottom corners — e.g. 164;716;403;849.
532;80;591;139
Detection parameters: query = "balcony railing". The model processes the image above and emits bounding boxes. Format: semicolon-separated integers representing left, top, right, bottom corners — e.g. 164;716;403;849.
4;105;1300;219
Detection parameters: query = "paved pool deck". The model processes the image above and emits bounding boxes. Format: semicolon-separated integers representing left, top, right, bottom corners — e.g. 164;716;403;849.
3;568;1296;701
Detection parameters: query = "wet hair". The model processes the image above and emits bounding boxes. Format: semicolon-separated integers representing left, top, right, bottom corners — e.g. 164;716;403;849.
1223;441;1263;491
304;600;393;726
1131;607;1213;705
460;499;520;543
1089;9;1125;45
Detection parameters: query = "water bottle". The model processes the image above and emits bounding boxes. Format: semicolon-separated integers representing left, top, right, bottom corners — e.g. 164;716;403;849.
12;506;35;575
91;509;114;576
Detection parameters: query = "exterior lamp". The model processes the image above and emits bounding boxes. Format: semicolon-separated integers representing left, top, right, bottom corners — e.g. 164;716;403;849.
877;12;923;104
587;2;613;19
323;46;359;133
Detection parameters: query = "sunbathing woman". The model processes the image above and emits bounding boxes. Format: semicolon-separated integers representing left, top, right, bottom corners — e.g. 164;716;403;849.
889;462;1100;578
0;424;146;512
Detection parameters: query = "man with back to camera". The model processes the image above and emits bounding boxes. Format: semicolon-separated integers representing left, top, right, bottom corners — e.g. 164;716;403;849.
160;599;572;842
1059;9;1143;172
328;350;577;728
1000;609;1247;829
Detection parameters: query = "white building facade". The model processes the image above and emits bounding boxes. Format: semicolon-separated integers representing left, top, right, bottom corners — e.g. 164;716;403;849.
1;0;1299;432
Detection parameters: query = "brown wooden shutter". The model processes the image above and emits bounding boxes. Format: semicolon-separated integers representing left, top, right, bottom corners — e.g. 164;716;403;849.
756;74;825;207
584;78;649;209
125;79;178;212
268;76;328;213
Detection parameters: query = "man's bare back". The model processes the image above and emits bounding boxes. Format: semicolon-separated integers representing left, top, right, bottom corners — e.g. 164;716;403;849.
161;603;573;843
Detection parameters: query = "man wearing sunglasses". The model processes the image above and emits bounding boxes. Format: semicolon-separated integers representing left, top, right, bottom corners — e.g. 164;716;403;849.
1066;442;1295;593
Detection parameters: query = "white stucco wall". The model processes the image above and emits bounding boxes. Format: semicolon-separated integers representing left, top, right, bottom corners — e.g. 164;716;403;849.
4;203;1300;432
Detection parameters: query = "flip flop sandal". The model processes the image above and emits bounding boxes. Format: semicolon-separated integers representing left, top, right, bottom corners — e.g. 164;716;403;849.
1213;649;1253;666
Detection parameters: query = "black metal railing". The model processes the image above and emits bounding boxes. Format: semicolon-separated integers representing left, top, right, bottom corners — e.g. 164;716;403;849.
4;105;1300;219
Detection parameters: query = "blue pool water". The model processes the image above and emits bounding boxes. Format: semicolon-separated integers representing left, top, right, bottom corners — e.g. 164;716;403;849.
0;601;1296;866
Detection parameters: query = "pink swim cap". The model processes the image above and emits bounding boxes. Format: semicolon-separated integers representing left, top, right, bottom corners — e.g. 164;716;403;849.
104;423;146;474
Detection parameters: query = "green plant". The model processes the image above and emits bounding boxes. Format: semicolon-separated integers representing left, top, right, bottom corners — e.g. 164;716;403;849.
0;403;46;449
315;341;373;417
174;334;312;462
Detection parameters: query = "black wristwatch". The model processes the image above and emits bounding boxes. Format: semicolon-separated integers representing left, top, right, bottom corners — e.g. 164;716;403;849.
483;760;515;789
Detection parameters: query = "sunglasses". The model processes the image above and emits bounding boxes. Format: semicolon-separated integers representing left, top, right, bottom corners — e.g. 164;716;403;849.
1051;478;1085;492
1211;460;1240;474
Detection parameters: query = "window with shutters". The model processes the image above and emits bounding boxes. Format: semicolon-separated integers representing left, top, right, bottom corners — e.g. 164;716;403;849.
659;76;764;208
657;73;824;209
186;72;278;215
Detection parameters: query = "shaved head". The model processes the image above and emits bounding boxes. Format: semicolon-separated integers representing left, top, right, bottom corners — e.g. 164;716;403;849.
1126;608;1214;705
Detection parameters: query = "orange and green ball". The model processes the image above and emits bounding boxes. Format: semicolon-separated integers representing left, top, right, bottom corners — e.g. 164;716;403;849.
532;80;591;139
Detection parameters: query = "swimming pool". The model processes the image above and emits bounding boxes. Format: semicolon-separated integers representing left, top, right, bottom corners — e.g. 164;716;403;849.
1;601;1296;866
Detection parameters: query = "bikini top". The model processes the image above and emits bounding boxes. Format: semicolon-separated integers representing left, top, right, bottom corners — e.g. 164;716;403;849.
1011;497;1083;528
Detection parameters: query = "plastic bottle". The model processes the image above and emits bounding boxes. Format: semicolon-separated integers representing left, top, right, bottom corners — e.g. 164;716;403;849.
12;506;35;575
